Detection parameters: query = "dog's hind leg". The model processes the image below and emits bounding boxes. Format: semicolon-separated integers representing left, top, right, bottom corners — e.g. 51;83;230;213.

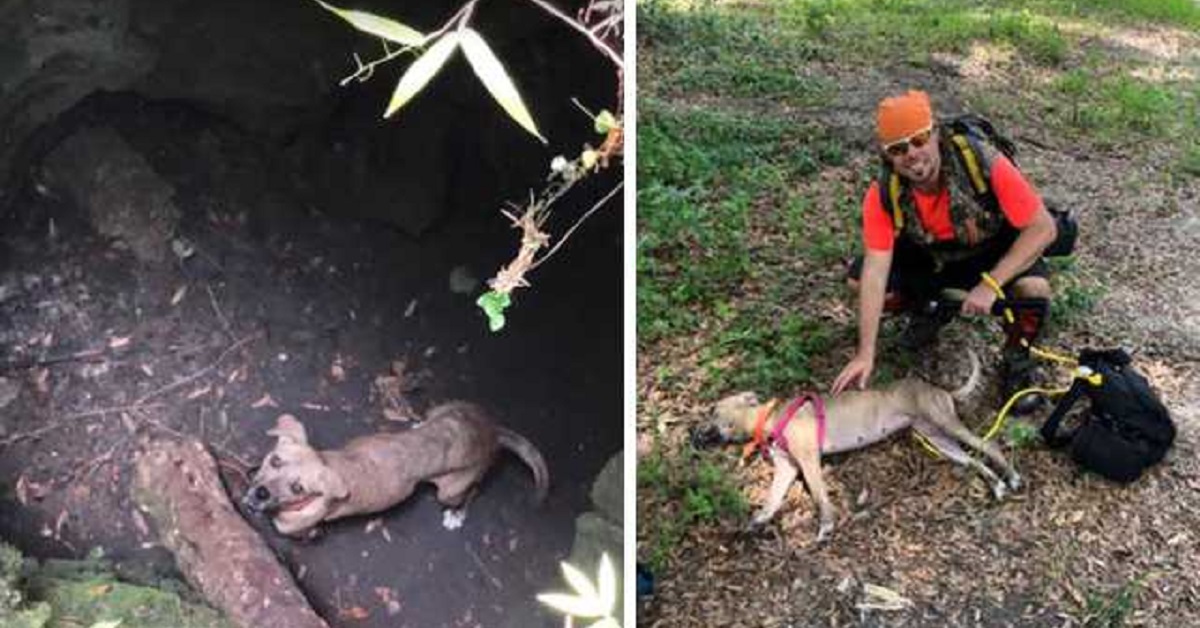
926;395;1023;491
927;415;1022;491
749;451;799;529
913;424;1008;499
434;467;485;531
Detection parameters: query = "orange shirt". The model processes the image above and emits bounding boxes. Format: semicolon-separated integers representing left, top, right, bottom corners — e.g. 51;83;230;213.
862;155;1042;252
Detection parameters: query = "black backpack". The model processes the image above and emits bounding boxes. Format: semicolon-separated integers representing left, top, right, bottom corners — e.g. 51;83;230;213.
1041;349;1176;483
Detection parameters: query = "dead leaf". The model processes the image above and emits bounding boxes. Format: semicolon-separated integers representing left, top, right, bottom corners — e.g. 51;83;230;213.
382;407;412;422
89;583;113;597
339;606;370;620
15;475;28;506
331;355;346;382
251;394;278;409
365;518;383;534
32;368;50;394
54;510;68;538
301;402;330;411
131;509;150;537
170;285;188;306
139;364;154;377
381;527;392;543
186;385;212;400
108;336;131;349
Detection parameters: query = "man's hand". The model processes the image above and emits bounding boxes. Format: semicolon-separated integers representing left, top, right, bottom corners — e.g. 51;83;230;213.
832;352;874;395
961;282;998;316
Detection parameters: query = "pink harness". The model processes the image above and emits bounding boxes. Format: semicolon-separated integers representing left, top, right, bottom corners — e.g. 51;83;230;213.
768;393;826;455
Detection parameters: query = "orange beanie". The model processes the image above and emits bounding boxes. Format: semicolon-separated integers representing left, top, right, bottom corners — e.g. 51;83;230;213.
876;90;933;144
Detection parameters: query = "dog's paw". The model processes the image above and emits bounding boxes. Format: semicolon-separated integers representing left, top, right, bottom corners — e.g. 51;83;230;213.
1008;472;1024;492
441;508;467;531
991;481;1009;501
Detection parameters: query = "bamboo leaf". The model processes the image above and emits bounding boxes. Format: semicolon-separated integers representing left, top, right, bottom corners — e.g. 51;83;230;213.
536;593;606;618
313;1;425;46
597;553;617;614
384;32;461;118
459;28;547;144
561;561;600;602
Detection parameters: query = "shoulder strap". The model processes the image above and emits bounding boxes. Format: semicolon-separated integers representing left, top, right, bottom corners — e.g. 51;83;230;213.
1041;377;1088;448
877;165;905;235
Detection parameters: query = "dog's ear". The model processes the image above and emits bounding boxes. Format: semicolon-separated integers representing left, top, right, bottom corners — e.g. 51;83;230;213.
318;465;349;501
267;414;308;445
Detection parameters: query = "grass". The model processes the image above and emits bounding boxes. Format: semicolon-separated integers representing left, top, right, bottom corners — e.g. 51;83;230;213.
636;98;845;344
1082;575;1147;628
638;442;748;572
1047;256;1103;328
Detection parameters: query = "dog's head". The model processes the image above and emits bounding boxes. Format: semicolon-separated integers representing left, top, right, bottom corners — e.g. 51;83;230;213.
689;391;761;449
243;414;349;535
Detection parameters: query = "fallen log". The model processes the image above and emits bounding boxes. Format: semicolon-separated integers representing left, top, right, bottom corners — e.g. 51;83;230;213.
133;437;328;628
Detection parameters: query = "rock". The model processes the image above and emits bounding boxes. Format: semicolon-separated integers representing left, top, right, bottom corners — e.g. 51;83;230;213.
43;126;180;264
567;512;623;617
0;0;155;207
590;450;623;525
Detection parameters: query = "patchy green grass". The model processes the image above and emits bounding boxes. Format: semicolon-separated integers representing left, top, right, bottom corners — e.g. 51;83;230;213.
1047;257;1103;328
636;97;845;343
638;442;748;572
1082;574;1147;628
702;308;836;397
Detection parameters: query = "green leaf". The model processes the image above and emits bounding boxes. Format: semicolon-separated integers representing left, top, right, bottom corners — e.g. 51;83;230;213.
536;593;607;618
313;1;425;46
476;290;511;332
384;32;461;118
594;110;619;134
459;28;547;144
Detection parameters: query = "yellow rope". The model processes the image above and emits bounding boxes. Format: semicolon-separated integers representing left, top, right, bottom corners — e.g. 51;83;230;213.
982;386;1069;441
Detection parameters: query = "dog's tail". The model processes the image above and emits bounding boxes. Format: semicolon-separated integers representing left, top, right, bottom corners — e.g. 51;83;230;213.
950;349;982;403
498;427;550;503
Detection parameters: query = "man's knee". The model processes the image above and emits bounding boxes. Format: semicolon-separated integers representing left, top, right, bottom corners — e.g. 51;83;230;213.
1011;276;1051;300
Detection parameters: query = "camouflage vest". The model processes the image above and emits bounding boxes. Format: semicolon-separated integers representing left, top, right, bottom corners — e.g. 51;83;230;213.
877;121;1014;266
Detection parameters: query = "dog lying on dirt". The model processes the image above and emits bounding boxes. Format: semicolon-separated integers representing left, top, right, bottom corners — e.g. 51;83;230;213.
242;401;549;536
690;351;1021;542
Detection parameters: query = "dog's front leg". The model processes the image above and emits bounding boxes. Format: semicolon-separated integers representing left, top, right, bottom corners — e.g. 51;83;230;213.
749;451;799;529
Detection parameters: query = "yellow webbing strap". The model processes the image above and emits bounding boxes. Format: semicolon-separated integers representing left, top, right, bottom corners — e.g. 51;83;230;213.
951;134;988;195
889;172;904;233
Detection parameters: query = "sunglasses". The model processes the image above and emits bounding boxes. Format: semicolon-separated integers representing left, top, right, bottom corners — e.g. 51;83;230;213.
883;127;933;158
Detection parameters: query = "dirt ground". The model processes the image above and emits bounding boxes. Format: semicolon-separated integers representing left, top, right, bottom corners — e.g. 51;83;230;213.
637;21;1200;628
0;94;623;627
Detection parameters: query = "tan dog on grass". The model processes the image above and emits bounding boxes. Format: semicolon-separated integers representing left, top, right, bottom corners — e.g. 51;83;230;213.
243;401;549;536
690;351;1021;542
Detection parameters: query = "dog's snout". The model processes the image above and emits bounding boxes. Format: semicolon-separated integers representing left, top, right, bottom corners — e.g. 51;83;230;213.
689;424;720;449
243;484;273;512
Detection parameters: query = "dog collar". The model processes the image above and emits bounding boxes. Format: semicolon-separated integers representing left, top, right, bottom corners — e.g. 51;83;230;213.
741;399;779;462
769;393;827;455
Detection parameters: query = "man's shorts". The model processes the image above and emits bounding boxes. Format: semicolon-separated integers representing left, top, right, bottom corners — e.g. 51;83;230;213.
846;233;1050;304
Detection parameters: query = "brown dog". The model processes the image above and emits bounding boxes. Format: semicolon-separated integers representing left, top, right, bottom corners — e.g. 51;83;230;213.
691;351;1021;542
242;401;549;536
